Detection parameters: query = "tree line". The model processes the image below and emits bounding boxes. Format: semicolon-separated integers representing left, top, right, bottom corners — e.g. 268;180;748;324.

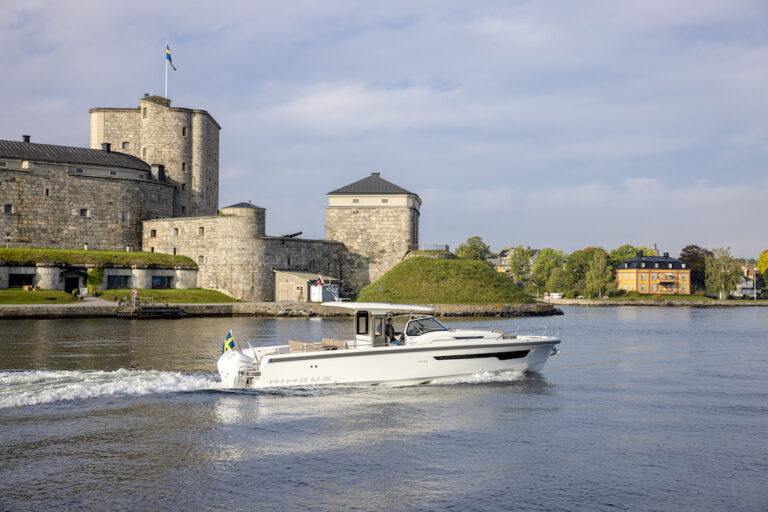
455;236;767;299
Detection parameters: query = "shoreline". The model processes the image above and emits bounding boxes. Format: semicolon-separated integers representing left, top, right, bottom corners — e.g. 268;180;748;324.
0;300;562;319
542;298;768;307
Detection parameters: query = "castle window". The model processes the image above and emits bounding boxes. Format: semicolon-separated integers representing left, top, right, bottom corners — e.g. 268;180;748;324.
3;204;12;214
181;184;186;191
381;198;388;203
150;229;156;238
173;228;179;236
181;127;187;137
173;248;177;255
142;107;147;118
181;206;186;214
199;255;204;264
45;188;49;196
198;227;204;237
122;142;131;150
76;168;83;173
150;247;154;252
110;170;117;176
122;212;128;222
182;162;187;172
79;208;89;217
142;148;147;158
0;161;6;167
352;198;359;204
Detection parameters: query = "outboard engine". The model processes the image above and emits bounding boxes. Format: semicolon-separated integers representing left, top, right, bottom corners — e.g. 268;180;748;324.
217;350;254;388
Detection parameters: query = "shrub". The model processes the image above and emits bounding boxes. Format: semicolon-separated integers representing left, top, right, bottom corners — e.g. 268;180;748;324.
86;267;104;295
564;289;579;299
626;290;641;298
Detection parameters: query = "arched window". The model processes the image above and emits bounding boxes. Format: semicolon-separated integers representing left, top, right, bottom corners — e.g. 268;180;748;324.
198;227;204;237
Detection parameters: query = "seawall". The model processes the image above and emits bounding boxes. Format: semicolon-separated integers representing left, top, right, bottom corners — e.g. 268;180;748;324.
544;298;767;307
0;302;562;319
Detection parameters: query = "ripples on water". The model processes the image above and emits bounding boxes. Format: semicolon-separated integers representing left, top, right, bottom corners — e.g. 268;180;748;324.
1;309;767;511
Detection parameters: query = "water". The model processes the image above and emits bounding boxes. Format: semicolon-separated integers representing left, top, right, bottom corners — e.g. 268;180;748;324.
1;308;766;511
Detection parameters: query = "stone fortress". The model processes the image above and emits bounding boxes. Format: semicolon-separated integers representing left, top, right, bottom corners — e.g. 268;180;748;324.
0;95;420;300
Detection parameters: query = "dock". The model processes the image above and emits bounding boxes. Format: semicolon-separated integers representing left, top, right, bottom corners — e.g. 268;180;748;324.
116;296;186;319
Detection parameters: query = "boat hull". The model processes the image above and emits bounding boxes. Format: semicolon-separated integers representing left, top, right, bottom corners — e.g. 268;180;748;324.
221;339;559;389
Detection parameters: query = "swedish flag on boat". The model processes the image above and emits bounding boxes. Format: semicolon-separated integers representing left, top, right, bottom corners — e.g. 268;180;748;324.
222;330;236;354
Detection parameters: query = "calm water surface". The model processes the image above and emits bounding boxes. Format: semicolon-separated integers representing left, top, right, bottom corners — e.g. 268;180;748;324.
1;307;766;511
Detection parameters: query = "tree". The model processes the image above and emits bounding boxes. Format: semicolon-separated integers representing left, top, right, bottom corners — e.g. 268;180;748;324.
532;248;566;286
565;247;610;291
456;236;492;261
608;244;654;270
546;267;573;292
508;245;533;282
757;249;768;275
86;267;104;295
705;247;743;300
584;250;614;297
679;244;713;292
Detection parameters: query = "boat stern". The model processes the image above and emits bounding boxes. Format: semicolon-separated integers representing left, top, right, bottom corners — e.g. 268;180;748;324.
217;350;255;388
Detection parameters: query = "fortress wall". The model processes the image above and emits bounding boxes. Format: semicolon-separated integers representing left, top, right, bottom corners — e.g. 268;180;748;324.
325;206;419;291
142;207;342;301
90;96;220;218
0;163;173;251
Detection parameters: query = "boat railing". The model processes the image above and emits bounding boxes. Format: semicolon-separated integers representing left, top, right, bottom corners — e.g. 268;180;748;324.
502;325;560;339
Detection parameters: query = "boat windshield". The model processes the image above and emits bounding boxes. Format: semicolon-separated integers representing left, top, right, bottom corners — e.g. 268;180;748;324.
405;316;449;337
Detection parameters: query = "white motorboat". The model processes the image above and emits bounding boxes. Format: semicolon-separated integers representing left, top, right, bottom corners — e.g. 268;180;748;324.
217;302;561;389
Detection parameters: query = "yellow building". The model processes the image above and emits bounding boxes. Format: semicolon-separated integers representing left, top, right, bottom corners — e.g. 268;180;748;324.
615;251;692;294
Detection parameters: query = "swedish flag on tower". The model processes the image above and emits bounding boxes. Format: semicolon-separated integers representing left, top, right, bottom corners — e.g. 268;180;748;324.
166;43;176;70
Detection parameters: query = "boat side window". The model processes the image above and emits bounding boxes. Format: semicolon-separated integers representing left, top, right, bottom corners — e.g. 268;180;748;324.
356;311;369;335
406;316;447;336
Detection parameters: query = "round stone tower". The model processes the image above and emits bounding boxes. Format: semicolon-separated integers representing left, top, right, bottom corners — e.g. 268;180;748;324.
89;94;220;217
325;172;420;292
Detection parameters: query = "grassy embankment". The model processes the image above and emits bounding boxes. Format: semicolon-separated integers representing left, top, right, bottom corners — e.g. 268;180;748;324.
0;290;78;304
357;256;533;304
0;247;196;266
96;288;239;303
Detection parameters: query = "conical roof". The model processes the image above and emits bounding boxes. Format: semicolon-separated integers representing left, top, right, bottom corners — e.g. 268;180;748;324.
328;172;417;197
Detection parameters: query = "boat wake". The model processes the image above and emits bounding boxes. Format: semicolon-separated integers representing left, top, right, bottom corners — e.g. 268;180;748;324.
0;369;223;409
430;370;526;386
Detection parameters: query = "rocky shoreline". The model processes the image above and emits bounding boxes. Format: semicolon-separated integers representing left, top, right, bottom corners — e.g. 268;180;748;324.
544;298;767;307
0;300;562;319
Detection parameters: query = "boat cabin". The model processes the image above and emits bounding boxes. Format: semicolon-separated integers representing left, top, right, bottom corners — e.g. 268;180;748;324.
324;302;442;348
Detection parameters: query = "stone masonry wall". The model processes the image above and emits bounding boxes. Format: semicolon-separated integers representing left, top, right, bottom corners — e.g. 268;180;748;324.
1;163;173;250
325;206;419;292
90;96;219;218
142;206;344;301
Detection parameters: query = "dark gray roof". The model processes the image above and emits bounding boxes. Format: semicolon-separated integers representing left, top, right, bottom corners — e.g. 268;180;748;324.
224;202;264;209
0;140;149;171
619;253;686;270
328;172;417;197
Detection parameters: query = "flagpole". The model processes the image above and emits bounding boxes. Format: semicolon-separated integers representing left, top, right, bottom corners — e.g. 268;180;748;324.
164;41;168;98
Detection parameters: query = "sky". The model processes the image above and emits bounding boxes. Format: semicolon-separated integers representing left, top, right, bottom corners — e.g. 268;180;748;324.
2;0;767;258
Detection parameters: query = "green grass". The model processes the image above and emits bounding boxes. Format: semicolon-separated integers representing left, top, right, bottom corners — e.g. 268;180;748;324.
96;288;239;303
0;247;196;267
409;250;454;256
0;289;78;304
357;256;533;304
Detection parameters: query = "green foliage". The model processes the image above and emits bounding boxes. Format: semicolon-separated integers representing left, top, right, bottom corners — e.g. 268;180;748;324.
679;244;713;292
757;249;768;275
584;250;614;297
546;267;573;293
0;247;196;267
86;267;104;295
0;290;78;304
455;236;492;261
508;245;533;282
564;289;580;299
608;244;654;270
96;288;239;303
356;256;533;304
705;247;743;300
565;247;610;291
532;248;566;287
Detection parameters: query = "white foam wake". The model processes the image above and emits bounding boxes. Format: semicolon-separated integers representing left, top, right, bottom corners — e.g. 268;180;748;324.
0;369;223;409
431;370;525;385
